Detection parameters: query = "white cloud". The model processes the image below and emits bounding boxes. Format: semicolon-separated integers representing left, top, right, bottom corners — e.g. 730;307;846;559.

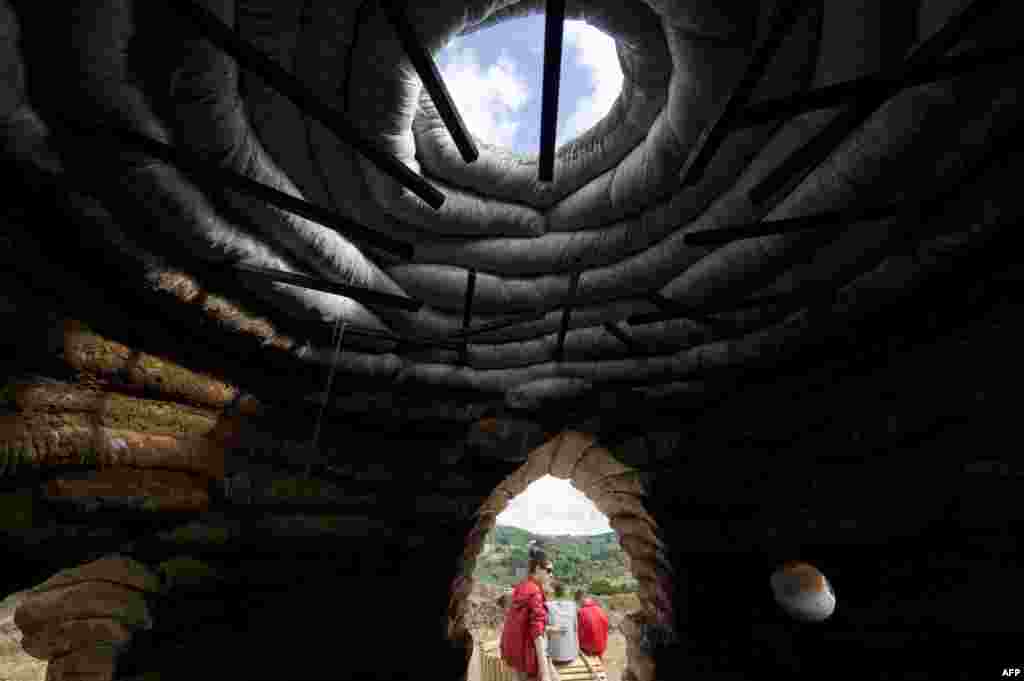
439;47;530;149
558;21;624;147
497;474;613;536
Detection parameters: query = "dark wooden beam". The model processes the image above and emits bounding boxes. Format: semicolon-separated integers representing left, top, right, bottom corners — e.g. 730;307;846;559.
461;269;478;331
460;268;477;364
222;263;421;311
629;291;807;326
320;324;460;351
55;117;415;259
164;0;445;210
554;271;580;361
602;322;641;352
450;308;553;340
680;0;816;186
748;0;1004;206
538;0;567;183
731;44;1024;130
635;292;733;328
380;0;479;164
689;122;1024;247
284;316;462;352
684;201;898;246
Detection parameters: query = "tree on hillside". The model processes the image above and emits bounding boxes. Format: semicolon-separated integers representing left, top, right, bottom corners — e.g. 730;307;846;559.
508;545;528;567
553;554;579;582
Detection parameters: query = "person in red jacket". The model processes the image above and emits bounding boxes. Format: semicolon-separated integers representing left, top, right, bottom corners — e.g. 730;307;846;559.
575;588;610;662
501;552;560;681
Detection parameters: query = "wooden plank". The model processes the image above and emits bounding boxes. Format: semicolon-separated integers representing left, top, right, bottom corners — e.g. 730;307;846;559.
481;644;602;681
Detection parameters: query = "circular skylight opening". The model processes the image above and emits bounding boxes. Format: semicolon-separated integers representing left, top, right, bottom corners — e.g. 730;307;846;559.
437;16;624;158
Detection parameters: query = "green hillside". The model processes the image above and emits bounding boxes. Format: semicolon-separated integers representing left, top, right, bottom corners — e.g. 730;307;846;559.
475;525;637;595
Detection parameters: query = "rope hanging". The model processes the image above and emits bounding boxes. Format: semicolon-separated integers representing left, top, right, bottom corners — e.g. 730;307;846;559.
306;317;347;477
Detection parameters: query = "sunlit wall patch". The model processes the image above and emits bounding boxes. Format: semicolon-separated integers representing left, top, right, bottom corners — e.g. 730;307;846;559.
770;561;836;622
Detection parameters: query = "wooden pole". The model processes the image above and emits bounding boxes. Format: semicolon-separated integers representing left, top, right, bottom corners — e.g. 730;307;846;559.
681;0;816;185
164;0;445;209
460;269;478;364
554;271;580;361
380;0;479;163
57;118;415;259
748;0;1003;206
538;0;567;182
731;44;1024;130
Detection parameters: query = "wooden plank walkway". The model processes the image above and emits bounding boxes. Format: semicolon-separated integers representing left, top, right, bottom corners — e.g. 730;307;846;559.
478;639;606;681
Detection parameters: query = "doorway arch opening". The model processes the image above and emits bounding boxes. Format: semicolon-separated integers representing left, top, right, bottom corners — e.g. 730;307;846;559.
448;430;674;681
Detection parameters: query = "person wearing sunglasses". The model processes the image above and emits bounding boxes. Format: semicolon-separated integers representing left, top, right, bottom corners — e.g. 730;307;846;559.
500;549;561;681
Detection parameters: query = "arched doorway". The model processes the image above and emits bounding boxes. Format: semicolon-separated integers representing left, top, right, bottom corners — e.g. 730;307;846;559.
448;431;675;681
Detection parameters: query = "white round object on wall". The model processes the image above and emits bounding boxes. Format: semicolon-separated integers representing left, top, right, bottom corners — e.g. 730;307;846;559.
770;561;836;623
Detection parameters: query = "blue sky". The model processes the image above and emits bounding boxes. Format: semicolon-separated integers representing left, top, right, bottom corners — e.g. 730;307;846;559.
437;16;624;156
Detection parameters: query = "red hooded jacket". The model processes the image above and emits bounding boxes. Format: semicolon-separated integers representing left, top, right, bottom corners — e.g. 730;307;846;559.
500;577;548;677
577;598;609;657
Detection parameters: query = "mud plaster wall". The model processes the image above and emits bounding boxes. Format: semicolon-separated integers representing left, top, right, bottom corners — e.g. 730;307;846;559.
1;265;1021;680
0;246;1019;679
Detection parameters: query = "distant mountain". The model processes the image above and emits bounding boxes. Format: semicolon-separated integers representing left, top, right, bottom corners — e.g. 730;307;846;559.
539;531;618;545
492;525;616;547
479;524;636;593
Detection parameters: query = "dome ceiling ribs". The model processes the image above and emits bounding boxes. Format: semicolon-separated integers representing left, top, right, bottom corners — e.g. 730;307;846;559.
3;0;1019;420
684;200;907;246
49;117;415;260
379;0;479;164
680;0;818;186
164;0;445;209
748;0;1004;206
685;120;1024;248
505;198;1023;412
203;263;421;312
732;43;1024;130
538;0;568;182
